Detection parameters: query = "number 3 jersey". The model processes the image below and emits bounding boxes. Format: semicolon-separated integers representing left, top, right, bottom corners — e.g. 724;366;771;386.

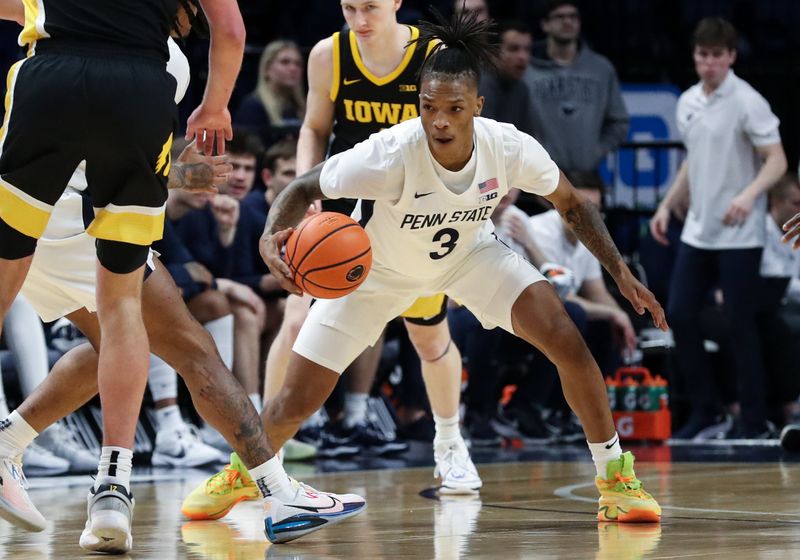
320;117;560;280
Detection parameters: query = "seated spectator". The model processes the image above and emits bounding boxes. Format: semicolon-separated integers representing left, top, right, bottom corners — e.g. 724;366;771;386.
758;174;800;424
506;171;637;371
243;136;298;222
234;40;305;148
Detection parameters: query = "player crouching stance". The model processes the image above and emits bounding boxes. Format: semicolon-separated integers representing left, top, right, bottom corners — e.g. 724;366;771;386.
258;10;663;525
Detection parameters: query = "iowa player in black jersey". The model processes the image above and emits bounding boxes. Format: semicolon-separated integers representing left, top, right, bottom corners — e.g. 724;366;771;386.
0;0;245;553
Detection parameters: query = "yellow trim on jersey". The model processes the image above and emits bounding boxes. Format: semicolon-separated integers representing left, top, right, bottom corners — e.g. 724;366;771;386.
87;209;166;246
349;25;419;87
400;293;446;320
425;38;440;59
0;59;24;150
20;0;48;55
330;32;341;102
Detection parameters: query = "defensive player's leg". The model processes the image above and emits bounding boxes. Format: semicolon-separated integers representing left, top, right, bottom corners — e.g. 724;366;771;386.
262;293;312;402
404;317;462;420
95;257;150;449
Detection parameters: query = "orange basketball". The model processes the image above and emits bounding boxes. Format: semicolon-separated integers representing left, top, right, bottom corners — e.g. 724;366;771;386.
283;212;372;299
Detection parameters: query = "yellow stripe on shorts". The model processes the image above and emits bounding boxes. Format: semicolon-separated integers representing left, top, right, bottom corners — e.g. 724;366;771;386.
87;208;165;246
401;293;447;320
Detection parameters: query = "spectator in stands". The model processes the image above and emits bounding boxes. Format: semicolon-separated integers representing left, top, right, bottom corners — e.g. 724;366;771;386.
234;40;305;148
243;136;298;222
524;0;628;172
508;171;637;369
479;20;535;136
167;181;267;415
649;18;787;439
453;0;489;22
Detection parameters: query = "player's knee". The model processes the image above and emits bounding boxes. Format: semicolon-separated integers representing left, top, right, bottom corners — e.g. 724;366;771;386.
0;219;37;259
197;290;232;321
96;239;149;274
407;321;451;361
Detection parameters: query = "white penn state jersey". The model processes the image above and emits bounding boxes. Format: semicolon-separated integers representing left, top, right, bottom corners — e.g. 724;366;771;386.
39;37;190;242
320;117;560;280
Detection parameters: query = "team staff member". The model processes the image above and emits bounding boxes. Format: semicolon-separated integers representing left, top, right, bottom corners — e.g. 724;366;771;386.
650;17;787;440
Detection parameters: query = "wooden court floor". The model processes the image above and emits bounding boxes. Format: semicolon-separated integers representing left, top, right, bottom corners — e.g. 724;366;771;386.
3;459;800;559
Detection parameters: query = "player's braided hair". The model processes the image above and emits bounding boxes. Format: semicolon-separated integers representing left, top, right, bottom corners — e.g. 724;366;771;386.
411;6;498;87
172;0;209;39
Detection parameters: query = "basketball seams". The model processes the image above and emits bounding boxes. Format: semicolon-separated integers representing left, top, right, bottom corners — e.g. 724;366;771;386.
293;222;359;273
301;247;372;276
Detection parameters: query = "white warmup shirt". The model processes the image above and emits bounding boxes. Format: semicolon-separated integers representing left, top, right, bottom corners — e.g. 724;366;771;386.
677;70;781;249
320;117;560;279
526;209;602;288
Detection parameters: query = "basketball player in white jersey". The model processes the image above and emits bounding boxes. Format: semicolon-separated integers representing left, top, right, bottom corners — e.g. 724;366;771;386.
258;10;666;525
0;11;366;550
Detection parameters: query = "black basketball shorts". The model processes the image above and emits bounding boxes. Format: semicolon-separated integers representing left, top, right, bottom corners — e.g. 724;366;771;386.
0;48;177;258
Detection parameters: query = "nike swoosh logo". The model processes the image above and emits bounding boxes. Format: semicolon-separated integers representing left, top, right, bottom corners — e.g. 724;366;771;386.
343;78;361;85
414;192;434;199
289;494;345;514
605;437;619;450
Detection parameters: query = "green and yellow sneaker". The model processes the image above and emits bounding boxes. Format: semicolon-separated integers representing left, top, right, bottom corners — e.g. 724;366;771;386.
181;453;260;520
595;452;661;523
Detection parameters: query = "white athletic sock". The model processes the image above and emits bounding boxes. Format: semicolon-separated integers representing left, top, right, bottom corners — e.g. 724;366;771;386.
248;393;263;413
0;410;38;457
155;404;184;433
205;314;234;370
249;456;292;499
95;446;133;491
5;296;49;397
148;355;178;402
343;392;368;429
433;412;461;444
587;432;622;478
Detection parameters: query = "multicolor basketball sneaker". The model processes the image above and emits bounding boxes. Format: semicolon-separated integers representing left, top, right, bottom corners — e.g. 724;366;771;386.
595;452;661;523
264;478;366;544
181;452;259;520
0;456;46;532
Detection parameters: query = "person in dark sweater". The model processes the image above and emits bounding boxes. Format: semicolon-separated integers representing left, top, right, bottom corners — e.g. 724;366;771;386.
479;20;535;137
523;0;628;172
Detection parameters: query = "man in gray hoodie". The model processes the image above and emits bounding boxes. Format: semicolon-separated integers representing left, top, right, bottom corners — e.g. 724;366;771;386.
524;0;629;172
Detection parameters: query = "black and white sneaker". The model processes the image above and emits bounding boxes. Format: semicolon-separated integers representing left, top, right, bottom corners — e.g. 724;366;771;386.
79;484;135;554
347;420;408;456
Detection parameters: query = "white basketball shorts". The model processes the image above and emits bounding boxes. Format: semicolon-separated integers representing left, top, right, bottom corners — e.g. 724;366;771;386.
293;235;546;373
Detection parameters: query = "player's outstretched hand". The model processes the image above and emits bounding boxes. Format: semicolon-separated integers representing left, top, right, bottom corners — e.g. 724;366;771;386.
260;228;302;296
185;105;233;155
174;141;231;192
615;268;668;331
782;211;800;249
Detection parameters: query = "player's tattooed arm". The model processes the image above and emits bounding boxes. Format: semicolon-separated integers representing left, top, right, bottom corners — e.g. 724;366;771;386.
260;163;326;295
545;171;668;331
167;162;215;191
266;163;326;234
168;140;231;192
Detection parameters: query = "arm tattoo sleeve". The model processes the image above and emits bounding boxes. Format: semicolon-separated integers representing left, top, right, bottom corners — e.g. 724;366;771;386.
266;164;326;234
167;162;214;191
560;197;624;278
